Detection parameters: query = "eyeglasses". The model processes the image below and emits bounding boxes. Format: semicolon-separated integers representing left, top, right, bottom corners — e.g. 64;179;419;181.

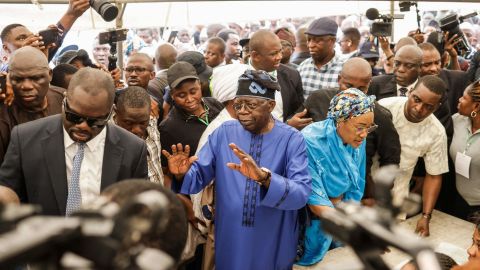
232;101;263;112
352;123;378;135
124;66;150;73
63;99;112;128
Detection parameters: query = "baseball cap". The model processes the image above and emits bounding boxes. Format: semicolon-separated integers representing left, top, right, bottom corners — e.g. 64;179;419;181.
177;51;212;82
167;61;199;89
305;17;338;36
359;41;379;59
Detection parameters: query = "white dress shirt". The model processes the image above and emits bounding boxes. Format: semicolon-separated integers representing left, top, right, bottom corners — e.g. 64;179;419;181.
64;127;107;207
396;79;418;96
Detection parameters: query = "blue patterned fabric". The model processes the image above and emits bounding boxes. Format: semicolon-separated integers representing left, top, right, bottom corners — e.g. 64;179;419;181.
66;143;85;216
327;88;376;123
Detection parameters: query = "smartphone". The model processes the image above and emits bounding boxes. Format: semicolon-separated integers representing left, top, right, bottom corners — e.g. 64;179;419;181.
38;28;59;46
0;75;6;95
168;31;178;44
98;29;128;45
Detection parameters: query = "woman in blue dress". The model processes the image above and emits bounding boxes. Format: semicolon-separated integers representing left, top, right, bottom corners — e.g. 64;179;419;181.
297;88;376;265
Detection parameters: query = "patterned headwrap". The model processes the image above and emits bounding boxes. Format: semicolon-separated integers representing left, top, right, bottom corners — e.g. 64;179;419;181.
327;88;376;122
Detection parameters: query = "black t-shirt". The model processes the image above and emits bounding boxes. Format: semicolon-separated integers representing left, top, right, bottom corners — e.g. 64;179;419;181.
159;97;224;167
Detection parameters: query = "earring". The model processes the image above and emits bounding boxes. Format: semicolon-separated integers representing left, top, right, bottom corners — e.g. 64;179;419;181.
471;111;478;118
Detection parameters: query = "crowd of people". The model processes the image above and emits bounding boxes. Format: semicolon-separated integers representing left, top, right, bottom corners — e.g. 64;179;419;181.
1;0;480;269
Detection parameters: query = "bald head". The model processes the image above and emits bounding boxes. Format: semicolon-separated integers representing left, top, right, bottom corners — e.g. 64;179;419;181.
341;57;372;79
9;46;49;71
394;45;422;86
128;52;154;70
394;36;417;52
67;67;115;106
155;43;177;70
396;45;423;63
338;58;372;92
249;30;281;52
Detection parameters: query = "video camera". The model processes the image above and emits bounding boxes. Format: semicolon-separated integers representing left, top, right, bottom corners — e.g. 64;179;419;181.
439;12;478;58
0;190;174;270
366;8;394;37
98;28;128;71
320;166;442;270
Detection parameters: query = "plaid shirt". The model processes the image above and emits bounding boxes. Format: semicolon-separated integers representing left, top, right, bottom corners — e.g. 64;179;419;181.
146;116;164;185
297;53;344;99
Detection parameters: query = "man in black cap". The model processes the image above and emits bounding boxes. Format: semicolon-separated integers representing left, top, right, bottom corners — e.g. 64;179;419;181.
358;40;381;76
298;17;345;99
162;69;310;270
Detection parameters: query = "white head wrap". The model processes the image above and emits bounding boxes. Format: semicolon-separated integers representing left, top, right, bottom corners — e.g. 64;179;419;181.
210;64;250;103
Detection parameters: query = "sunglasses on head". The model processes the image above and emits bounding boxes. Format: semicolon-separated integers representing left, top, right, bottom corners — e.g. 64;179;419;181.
63;99;112;128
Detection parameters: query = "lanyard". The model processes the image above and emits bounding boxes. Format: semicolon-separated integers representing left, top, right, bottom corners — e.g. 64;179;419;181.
197;112;209;126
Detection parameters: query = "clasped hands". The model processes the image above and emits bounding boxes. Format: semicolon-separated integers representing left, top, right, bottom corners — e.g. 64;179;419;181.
161;143;269;184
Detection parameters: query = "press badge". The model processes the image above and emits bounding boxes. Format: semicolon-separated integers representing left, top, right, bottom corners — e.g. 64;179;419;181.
455;152;471;179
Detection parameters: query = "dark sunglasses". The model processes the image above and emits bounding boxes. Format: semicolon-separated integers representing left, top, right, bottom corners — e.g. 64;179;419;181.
63;99;112;128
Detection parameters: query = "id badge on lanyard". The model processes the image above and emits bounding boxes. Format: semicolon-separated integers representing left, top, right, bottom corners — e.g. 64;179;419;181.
455;152;471;179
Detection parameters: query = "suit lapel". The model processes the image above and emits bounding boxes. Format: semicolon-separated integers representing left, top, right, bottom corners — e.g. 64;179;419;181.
101;124;124;191
42;115;68;215
377;75;397;98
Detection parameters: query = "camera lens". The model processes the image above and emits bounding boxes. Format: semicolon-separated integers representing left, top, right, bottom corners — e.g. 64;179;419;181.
90;0;119;22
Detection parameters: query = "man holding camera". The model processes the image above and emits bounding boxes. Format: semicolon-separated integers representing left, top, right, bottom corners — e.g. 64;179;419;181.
0;0;90;71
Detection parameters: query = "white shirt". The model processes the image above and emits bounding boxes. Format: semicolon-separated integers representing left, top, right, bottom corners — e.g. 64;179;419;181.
374;97;448;208
396;79;418;96
64;127;107;207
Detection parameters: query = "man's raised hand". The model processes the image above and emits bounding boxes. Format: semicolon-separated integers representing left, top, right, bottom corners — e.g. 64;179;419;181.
161;143;198;179
226;143;266;182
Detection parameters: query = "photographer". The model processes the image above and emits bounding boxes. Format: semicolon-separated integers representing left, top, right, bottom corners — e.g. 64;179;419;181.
0;0;89;71
57;49;123;89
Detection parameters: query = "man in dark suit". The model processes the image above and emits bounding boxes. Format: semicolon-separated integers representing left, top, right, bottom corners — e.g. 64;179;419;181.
418;42;471;114
0;68;148;216
368;44;453;142
248;29;312;129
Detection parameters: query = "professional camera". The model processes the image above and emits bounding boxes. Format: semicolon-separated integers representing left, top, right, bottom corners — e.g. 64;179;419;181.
98;28;128;71
0;191;174;270
439;12;478;58
366;8;405;37
320;166;442;270
90;0;119;22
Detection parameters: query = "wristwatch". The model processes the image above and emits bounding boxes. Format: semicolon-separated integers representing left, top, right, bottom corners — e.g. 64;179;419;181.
258;167;272;186
422;212;432;220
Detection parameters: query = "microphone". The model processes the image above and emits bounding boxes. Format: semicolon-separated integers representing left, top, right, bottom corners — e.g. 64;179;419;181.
366;8;380;20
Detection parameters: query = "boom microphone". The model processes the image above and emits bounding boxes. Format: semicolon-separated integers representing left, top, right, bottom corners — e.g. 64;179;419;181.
366;8;380;20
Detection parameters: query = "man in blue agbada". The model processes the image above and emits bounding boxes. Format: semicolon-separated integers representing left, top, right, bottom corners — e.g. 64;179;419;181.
162;69;311;270
297;88;376;266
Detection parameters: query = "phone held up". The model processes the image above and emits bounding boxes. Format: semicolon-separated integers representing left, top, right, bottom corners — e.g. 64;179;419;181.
38;29;59;47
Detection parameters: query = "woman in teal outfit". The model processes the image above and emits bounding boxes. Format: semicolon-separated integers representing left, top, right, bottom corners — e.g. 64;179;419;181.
297;88;376;265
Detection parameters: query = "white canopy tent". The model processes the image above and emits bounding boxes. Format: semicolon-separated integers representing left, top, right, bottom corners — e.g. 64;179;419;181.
0;1;479;31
